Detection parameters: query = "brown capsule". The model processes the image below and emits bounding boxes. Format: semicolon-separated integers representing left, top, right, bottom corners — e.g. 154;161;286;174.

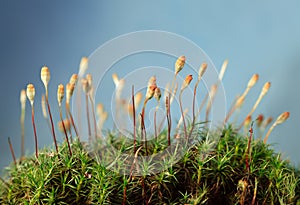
154;87;161;102
256;114;264;127
244;115;252;128
86;74;93;87
146;85;156;100
181;74;193;91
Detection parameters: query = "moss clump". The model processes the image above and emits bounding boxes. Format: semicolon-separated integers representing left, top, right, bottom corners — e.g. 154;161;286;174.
0;125;299;205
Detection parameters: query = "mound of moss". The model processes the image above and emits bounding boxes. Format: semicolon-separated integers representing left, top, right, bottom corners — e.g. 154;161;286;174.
0;125;299;205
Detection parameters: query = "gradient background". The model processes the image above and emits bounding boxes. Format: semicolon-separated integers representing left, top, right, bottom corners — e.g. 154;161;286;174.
1;1;300;172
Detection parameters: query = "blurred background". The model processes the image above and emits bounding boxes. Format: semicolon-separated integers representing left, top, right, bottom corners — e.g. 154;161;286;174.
1;0;300;172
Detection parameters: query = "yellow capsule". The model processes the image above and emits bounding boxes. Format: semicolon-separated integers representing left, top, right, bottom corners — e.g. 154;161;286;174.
79;57;88;76
81;78;90;94
57;84;64;106
66;83;75;104
262;82;271;96
69;74;78;85
20;89;26;110
276;111;290;124
198;63;207;79
175;56;186;75
112;73;119;86
26;84;35;106
235;96;245;108
247;74;259;88
58;118;71;133
41;66;50;88
97;103;104;117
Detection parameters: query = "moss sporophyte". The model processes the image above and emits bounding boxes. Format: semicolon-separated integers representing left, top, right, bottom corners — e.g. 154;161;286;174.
0;56;299;205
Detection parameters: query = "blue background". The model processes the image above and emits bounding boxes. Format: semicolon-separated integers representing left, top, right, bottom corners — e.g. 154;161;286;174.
1;1;300;171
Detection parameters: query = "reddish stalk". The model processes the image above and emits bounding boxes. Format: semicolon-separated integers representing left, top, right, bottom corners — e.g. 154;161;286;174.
46;97;58;153
141;177;148;205
31;106;39;158
140;113;148;155
89;96;98;140
20;110;25;158
189;83;198;139
123;146;143;205
179;92;187;139
122;185;127;205
86;94;92;142
245;122;254;175
8;137;16;165
166;96;171;146
66;103;79;139
223;96;239;125
132;86;136;153
59;108;72;156
154;105;158;140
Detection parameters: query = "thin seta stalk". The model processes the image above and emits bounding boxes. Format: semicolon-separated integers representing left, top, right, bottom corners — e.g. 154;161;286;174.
179;74;193;139
159;56;185;131
57;84;72;156
141;76;157;154
165;96;171;145
67;74;79;138
153;87;161;139
189;63;207;138
196;59;228;120
97;104;108;139
77;57;89;135
122;146;143;205
245;121;254;176
238;82;271;130
86;74;98;140
263;112;289;144
26;84;38;158
41;66;58;153
20;89;26;159
224;74;259;124
132;86;137;153
81;77;92;142
8;137;16;166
